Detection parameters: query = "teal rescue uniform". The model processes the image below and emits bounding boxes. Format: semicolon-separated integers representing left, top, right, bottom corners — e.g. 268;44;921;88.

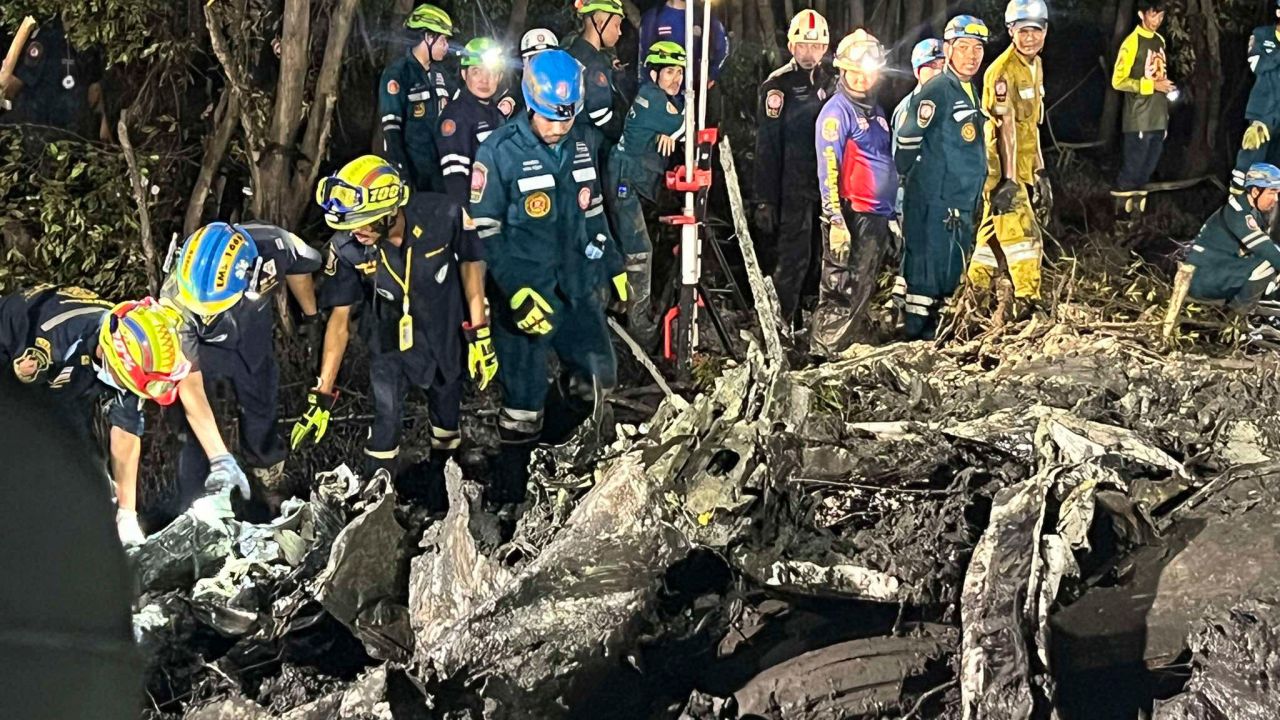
1186;195;1280;309
379;51;458;192
1235;26;1280;188
565;36;628;144
894;69;987;340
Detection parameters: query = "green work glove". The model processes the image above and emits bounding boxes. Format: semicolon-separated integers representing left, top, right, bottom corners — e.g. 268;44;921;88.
828;222;851;263
511;288;554;335
1244;121;1271;151
464;322;499;390
612;272;630;304
290;385;338;449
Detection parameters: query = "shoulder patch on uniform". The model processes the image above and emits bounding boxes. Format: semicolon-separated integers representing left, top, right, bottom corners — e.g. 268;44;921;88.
765;89;785;119
594;70;609;88
995;78;1008;102
498;96;516;117
917;100;935;128
821;116;839;142
26;41;42;60
635;95;650;109
441;119;456;137
1248;214;1261;232
387;79;400;95
470;162;488;204
577;187;591;210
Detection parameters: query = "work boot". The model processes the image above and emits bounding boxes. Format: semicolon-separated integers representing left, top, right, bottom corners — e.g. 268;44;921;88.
396;452;450;512
116;508;145;547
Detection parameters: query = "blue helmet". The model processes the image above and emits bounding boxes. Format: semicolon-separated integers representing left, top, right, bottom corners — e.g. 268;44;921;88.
522;49;585;121
1245;163;1280;190
910;39;944;74
944;15;990;43
169;222;260;316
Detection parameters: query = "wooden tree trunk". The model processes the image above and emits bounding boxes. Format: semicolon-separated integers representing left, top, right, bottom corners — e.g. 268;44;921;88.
507;0;530;41
729;0;744;37
1099;0;1135;147
850;0;865;28
1181;0;1222;176
930;0;947;35
757;0;778;58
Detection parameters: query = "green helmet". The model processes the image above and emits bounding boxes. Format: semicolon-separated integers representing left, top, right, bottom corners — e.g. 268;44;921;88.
575;0;624;16
645;41;687;68
462;37;504;69
405;4;454;36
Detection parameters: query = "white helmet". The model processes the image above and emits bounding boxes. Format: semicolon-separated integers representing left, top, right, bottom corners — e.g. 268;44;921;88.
787;10;830;46
1005;0;1049;29
520;28;559;58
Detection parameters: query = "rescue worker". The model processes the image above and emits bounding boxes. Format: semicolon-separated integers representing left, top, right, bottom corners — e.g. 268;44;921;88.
1186;163;1280;313
812;30;897;356
163;222;323;512
0;15;107;139
0;287;247;545
1232;1;1280;193
753;9;835;327
566;0;629;145
497;28;561;120
470;49;626;505
892;39;946;152
378;4;457;193
895;16;990;341
638;0;730;91
969;0;1051;310
521;28;559;60
607;41;687;343
437;37;508;206
294;155;491;507
1111;0;1174;223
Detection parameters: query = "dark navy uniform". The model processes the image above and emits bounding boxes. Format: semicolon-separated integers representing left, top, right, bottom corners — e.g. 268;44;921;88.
436;88;506;206
0;20;102;136
1234;27;1280;187
319;193;481;469
0;285;144;440
895;69;987;340
170;225;321;508
565;36;628;144
1186;195;1280;308
754;60;836;321
378;51;458;192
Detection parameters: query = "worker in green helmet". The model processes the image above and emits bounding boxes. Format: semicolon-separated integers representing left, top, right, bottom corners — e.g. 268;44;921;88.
565;0;630;144
437;37;509;205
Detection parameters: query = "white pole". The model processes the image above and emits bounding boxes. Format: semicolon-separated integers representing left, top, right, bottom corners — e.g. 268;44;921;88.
697;0;712;132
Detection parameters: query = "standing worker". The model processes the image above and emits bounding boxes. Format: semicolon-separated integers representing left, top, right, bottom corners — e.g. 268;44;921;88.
893;40;946;149
895;16;990;341
566;0;629;145
638;0;730;97
1111;0;1174;225
969;0;1051;313
162;222;323;512
1232;1;1280;193
754;9;835;328
294;156;491;507
607;41;687;343
470;49;626;505
437;37;508;206
811;30;897;356
379;4;457;193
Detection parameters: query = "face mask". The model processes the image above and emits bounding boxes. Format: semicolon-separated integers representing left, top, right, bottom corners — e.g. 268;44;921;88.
96;361;124;392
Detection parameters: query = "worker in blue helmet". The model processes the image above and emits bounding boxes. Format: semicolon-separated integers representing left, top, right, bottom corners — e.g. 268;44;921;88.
893;39;946;157
1232;1;1280;194
894;16;989;340
161;220;323;513
469;48;625;508
1185;164;1280;318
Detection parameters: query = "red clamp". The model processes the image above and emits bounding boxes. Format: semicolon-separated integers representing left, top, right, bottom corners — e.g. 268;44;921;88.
661;294;707;361
697;127;719;145
659;214;698;225
665;167;713;193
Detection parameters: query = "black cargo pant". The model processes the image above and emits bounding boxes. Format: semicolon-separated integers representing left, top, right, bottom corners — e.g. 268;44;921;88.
770;196;823;323
811;206;893;356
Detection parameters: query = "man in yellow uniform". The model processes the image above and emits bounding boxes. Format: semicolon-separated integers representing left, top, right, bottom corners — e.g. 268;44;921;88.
969;0;1051;311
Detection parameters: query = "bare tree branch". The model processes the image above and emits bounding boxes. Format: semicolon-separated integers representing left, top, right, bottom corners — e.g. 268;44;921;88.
118;108;160;296
184;89;241;235
205;4;265;211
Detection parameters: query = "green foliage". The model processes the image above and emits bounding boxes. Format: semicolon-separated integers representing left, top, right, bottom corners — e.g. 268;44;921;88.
0;0;187;69
0;129;150;298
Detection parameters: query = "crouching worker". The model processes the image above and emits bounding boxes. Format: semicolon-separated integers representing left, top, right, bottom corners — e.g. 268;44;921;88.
1185;163;1280;319
607;40;687;342
470;49;625;505
0;287;245;545
293;156;491;509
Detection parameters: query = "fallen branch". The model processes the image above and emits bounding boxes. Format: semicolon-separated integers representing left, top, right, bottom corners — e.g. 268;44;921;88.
608;316;673;398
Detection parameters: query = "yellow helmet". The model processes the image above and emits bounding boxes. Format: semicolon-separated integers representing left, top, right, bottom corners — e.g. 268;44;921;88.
833;29;886;73
787;10;830;45
315;155;410;230
99;298;191;406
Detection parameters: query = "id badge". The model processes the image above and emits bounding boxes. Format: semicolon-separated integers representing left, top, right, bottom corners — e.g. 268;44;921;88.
399;314;414;351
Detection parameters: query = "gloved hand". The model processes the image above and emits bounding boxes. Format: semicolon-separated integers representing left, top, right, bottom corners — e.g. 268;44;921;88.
887;218;904;259
1244;121;1272;151
511;288;554;335
1032;173;1054;224
290;386;339;449
828;222;852;263
754;203;778;237
464;322;498;391
991;178;1021;215
298;313;324;363
205;453;250;499
945;208;963;231
611;272;630;305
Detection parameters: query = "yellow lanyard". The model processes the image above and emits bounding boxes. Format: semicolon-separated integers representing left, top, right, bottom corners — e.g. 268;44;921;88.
379;244;414;350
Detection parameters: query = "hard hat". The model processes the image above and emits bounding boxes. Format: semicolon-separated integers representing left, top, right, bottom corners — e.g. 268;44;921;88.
99;298;192;406
522;49;585;120
405;4;454;36
462;37;505;70
575;0;624;16
644;41;687;68
910;38;945;74
520;28;559;58
944;15;991;42
833;30;886;73
315;156;410;231
1006;0;1049;29
169;222;260;317
1245;163;1280;189
787;10;830;45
